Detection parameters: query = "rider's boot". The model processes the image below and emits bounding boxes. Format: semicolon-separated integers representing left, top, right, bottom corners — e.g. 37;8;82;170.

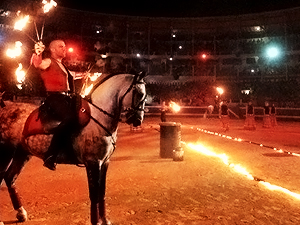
43;138;59;171
43;122;74;171
43;154;57;171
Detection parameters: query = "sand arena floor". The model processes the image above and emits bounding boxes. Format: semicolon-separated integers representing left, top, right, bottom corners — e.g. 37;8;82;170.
1;116;300;225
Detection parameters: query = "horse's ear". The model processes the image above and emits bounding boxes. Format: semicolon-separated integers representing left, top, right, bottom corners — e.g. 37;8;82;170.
137;71;147;82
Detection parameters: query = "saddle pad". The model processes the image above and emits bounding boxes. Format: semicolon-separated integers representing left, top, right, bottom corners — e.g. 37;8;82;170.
22;98;91;138
22;108;48;138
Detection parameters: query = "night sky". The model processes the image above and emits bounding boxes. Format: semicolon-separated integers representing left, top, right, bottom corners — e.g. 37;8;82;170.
2;0;300;17
60;0;300;17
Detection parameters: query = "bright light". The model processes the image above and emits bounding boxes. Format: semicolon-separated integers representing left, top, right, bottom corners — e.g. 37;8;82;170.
266;47;280;58
254;26;262;32
201;53;207;59
136;53;141;57
216;87;224;95
81;84;93;97
80;72;102;97
68;47;74;53
90;72;102;82
6;41;22;58
186;142;300;200
14;15;30;31
15;63;25;83
259;182;300;200
42;0;57;13
241;89;251;95
169;101;180;113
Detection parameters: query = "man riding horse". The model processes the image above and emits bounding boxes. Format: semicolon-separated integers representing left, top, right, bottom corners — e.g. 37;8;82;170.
31;40;80;171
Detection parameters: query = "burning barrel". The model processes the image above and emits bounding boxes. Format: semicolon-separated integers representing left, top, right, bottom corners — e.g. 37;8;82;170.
160;122;181;158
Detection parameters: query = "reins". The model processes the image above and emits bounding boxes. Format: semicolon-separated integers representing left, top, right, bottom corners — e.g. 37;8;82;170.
83;73;145;147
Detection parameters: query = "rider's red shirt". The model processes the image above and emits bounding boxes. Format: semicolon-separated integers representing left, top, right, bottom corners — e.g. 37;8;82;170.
40;60;69;92
31;54;70;92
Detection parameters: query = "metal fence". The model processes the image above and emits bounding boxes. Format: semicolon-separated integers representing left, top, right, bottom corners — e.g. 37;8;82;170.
145;105;300;120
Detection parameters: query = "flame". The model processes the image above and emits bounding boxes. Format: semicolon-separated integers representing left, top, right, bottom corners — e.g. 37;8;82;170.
259;181;300;200
42;0;57;13
187;143;230;167
6;41;22;58
15;63;26;84
90;72;102;82
169;101;180;113
230;164;254;180
186;142;300;200
14;15;29;31
81;84;93;98
80;72;102;97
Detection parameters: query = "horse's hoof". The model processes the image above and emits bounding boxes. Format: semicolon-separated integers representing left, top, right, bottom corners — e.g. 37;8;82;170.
16;206;28;222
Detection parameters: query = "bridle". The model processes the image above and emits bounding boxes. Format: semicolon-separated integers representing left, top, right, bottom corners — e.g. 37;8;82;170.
118;74;147;123
85;73;146;139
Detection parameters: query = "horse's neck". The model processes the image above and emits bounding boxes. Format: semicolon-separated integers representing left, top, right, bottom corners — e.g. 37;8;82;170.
90;74;131;129
91;74;132;104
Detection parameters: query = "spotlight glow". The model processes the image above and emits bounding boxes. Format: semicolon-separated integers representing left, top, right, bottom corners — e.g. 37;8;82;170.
266;47;280;58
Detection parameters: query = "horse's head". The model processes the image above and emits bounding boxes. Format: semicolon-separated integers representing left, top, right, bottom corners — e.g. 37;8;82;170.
119;72;147;127
83;71;147;130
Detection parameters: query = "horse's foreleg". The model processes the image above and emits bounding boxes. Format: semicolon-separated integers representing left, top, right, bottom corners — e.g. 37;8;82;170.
0;145;14;185
86;161;111;225
99;161;110;224
4;147;31;222
0;145;15;224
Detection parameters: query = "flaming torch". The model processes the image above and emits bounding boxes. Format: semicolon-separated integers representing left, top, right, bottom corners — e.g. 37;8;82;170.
6;41;23;58
169;101;181;113
42;0;57;13
89;72;102;82
80;72;102;97
14;15;29;31
14;0;58;42
14;14;37;43
15;63;26;89
81;84;94;98
39;0;57;40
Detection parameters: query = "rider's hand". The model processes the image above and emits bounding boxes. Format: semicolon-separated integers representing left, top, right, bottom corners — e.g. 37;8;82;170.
34;41;45;55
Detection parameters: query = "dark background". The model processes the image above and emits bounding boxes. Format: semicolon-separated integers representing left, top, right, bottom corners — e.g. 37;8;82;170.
2;0;300;17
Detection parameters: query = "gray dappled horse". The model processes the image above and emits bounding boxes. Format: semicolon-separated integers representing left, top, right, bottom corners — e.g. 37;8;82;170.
0;73;147;225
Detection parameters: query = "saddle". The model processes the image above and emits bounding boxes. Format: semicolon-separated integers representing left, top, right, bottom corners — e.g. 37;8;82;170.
22;97;91;138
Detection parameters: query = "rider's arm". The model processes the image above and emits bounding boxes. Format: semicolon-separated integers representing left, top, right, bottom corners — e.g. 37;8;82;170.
31;54;51;70
30;41;51;70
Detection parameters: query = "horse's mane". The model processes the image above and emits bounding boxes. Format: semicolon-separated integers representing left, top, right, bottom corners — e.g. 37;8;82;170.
93;74;120;91
84;73;134;101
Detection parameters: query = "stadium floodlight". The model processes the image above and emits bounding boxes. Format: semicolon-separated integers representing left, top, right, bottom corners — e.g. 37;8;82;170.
266;46;280;58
